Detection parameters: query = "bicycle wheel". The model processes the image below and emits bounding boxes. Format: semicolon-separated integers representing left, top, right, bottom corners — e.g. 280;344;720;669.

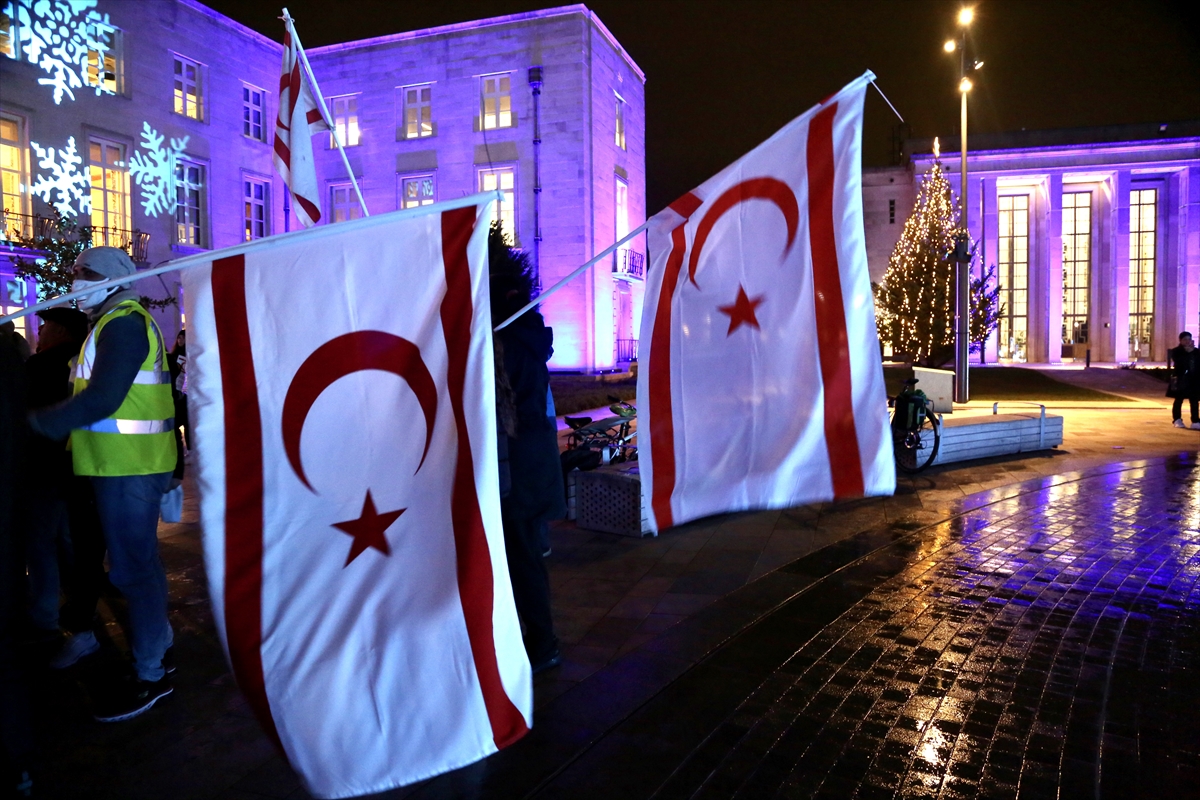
892;407;941;473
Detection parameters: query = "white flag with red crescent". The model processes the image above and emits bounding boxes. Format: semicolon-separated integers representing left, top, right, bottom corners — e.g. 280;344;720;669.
637;72;895;532
273;18;329;228
181;198;531;798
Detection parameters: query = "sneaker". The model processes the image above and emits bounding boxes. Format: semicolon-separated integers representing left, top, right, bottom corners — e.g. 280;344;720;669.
48;631;99;669
161;646;176;675
93;675;173;722
1173;419;1186;428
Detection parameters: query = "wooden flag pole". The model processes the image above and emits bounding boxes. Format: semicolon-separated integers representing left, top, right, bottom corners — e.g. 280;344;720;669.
282;8;369;218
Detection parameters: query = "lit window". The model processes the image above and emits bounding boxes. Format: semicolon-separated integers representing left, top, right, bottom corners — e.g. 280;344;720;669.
1061;192;1091;346
242;84;266;142
330;183;362;223
0;8;15;59
480;74;512;130
173;55;204;120
243;177;269;241
85;26;121;94
615;95;626;150
330;95;360;147
174;159;206;247
478;166;516;243
0;113;29;239
997;194;1030;362
1129;188;1157;357
615;176;629;240
400;174;435;208
88;137;130;244
402;85;433;139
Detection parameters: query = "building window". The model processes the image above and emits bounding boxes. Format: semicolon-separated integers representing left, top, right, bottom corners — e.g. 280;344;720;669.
0;8;16;59
173;55;204;120
615;175;629;241
401;84;433;139
889;198;896;224
998;194;1029;362
243;176;269;241
330;94;360;147
1129;187;1157;358
1;113;28;239
1061;192;1091;347
330;183;362;223
174;159;205;247
615;95;626;150
85;27;121;94
478;166;515;243
480;74;512;130
399;174;435;208
243;84;266;142
88;137;130;244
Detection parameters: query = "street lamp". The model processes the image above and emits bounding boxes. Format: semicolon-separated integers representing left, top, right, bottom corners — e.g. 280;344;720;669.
948;6;978;403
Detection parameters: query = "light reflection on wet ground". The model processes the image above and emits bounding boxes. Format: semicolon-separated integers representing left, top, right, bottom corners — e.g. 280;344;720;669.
657;456;1200;799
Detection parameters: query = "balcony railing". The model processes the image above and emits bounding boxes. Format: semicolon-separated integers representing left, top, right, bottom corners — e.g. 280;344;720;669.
613;247;645;280
615;338;638;363
1;210;151;264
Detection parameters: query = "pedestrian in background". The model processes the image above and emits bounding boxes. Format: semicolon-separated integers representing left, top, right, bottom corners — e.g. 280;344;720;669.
167;328;188;484
1167;331;1200;430
28;247;177;722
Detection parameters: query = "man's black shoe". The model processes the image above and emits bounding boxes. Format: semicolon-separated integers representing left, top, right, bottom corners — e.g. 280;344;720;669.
93;675;173;722
530;649;562;675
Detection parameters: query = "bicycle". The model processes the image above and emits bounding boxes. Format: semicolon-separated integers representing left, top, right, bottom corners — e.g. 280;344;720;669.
888;378;941;473
563;395;638;464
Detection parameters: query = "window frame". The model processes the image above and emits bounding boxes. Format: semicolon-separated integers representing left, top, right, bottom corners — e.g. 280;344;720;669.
399;83;434;140
329;93;361;148
173;156;207;249
87;135;131;244
997;193;1031;362
85;25;123;95
0;7;18;60
1061;191;1091;346
479;72;514;131
0;111;30;238
397;173;436;209
242;173;270;241
329;181;363;224
477;164;517;245
172;53;206;121
614;93;626;150
1128;186;1159;357
242;82;267;142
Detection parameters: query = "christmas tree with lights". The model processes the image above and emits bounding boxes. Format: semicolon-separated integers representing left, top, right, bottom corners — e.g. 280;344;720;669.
876;148;960;365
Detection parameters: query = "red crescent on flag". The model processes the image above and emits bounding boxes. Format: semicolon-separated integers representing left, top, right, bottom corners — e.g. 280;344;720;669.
687;177;799;288
281;331;438;493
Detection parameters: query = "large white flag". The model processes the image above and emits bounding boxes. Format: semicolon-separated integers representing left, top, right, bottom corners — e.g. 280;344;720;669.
637;72;895;533
273;18;329;227
182;199;531;798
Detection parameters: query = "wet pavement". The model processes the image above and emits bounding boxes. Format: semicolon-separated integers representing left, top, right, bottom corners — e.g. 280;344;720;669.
19;411;1200;799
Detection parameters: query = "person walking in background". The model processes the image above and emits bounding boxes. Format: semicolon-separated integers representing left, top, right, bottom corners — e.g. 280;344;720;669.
1167;331;1200;429
489;227;566;674
167;329;188;485
28;247;177;722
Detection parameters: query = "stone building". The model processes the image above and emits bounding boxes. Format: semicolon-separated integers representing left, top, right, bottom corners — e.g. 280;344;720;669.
863;122;1200;364
0;0;646;371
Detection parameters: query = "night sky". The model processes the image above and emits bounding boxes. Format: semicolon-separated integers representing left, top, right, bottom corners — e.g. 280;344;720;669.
205;0;1200;213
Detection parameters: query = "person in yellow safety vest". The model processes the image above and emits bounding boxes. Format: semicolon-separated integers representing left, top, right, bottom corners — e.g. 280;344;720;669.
28;247;177;723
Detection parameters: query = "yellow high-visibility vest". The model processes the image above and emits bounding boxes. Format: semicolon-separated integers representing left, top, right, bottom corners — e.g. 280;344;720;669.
69;300;176;477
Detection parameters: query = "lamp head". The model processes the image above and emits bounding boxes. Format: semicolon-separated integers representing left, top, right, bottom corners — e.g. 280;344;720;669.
959;76;973;92
958;7;974;26
943;39;957;53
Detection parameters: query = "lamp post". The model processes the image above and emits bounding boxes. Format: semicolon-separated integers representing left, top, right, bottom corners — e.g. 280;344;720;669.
945;7;978;403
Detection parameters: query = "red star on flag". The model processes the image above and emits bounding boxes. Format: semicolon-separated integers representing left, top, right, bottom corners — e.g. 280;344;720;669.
717;284;765;336
332;490;405;567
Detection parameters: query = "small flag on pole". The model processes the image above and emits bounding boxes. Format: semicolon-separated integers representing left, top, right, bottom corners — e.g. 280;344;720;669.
273;15;329;227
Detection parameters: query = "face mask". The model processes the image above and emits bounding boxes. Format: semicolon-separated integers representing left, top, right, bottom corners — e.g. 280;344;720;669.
72;278;117;312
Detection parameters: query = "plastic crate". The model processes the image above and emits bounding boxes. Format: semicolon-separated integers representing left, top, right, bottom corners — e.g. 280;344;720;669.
575;462;653;537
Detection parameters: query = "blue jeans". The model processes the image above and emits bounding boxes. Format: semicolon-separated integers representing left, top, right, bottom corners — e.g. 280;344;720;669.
91;472;173;681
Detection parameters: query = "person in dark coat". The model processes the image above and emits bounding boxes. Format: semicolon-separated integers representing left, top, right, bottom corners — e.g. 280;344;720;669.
1167;331;1200;430
490;232;566;674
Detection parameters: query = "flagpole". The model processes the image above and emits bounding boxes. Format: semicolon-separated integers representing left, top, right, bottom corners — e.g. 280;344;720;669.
493;219;651;331
282;8;369;218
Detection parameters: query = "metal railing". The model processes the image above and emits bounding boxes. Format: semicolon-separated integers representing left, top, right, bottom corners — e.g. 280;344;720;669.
613;248;645;280
1;210;150;264
615;338;638;363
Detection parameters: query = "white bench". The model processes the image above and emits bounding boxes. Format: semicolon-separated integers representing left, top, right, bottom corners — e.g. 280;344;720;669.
931;403;1064;466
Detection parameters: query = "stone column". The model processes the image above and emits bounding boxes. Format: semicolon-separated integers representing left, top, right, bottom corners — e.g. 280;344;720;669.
1046;173;1064;364
1111;170;1132;363
980;175;1000;364
1185;166;1200;339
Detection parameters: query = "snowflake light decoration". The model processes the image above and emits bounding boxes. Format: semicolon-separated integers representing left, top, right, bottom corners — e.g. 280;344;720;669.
5;0;115;104
29;136;91;217
129;122;190;218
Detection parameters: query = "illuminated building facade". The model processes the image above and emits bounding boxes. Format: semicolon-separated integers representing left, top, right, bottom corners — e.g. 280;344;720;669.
864;122;1200;364
0;0;646;371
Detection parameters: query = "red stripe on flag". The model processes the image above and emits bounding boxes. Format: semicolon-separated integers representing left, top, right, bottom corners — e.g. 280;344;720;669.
211;254;280;747
439;207;528;748
293;193;321;225
806;103;865;498
648;192;703;530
